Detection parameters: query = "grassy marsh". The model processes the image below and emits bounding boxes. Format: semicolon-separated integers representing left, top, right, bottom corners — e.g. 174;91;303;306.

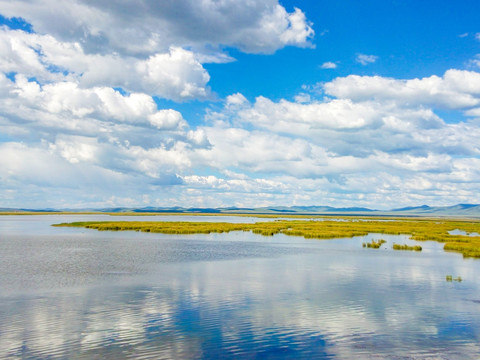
363;239;387;249
54;217;480;258
392;244;422;251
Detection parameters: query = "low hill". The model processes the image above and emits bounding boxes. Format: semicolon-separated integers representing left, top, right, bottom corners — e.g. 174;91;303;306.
2;204;480;217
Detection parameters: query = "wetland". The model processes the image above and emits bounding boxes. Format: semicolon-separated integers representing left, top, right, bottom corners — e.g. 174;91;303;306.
56;216;480;258
1;214;480;359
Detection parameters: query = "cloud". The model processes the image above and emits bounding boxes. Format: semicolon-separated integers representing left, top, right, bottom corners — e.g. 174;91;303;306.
148;110;187;131
183;174;288;194
178;65;480;207
470;55;480;68
0;140;188;208
324;70;480;109
277;7;315;49
0;1;314;55
320;61;337;69
0;29;211;101
294;93;311;103
236;96;383;133
476;33;480;41
465;107;480;117
2;1;480;209
0;70;210;194
0;131;196;195
3;67;480;208
197;126;328;178
0;141;128;188
225;93;249;109
0;73;193;132
356;54;378;65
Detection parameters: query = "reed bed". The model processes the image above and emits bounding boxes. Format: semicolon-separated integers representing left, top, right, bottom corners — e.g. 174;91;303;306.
54;217;480;258
392;244;422;251
363;239;387;249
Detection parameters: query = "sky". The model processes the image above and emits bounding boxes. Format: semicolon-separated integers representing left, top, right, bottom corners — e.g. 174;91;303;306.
1;0;480;210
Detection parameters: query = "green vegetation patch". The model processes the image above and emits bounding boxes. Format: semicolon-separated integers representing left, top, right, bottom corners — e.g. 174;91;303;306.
446;275;462;282
54;217;480;258
443;242;480;258
392;243;422;251
363;239;386;249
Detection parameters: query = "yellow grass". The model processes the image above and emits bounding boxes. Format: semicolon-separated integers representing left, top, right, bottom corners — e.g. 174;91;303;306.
363;239;387;249
53;216;480;258
392;243;422;251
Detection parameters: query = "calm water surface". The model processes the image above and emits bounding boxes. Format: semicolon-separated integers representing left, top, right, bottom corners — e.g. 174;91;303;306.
1;215;479;359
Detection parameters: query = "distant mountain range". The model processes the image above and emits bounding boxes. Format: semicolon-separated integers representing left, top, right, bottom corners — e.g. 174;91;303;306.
387;204;480;216
2;203;480;217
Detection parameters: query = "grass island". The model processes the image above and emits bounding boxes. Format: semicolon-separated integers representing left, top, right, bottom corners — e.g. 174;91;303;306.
54;215;480;258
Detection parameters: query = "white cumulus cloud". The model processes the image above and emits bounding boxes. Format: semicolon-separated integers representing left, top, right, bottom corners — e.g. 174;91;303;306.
0;0;314;55
0;29;211;101
324;70;480;109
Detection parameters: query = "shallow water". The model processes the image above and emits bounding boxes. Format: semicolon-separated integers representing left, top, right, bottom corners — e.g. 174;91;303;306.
1;215;479;359
449;229;480;237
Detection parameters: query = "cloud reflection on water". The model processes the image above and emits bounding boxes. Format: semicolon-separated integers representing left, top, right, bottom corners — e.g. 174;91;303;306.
1;216;480;358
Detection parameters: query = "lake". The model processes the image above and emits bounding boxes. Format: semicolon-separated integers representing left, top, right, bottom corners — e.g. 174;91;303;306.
1;215;479;359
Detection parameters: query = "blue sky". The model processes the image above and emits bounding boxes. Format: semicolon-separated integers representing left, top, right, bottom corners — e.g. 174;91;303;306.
1;0;480;209
206;0;479;98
